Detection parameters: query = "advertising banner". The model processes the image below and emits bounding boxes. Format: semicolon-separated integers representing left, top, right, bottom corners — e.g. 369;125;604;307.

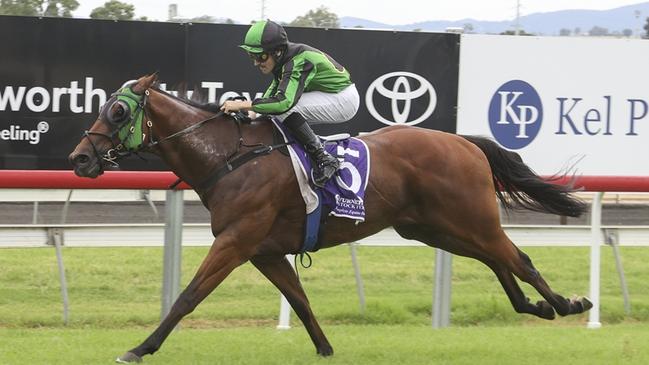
457;34;649;176
0;16;459;170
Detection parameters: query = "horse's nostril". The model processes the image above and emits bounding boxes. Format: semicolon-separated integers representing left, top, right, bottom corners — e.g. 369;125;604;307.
73;154;90;165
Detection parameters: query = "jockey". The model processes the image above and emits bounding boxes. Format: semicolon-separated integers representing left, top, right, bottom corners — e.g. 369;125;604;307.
221;20;360;188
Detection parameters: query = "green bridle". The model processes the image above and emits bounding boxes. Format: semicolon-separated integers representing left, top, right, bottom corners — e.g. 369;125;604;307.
85;83;290;191
84;84;153;168
87;83;250;172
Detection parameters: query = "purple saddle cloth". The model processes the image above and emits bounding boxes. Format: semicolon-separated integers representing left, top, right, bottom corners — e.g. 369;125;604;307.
272;119;370;222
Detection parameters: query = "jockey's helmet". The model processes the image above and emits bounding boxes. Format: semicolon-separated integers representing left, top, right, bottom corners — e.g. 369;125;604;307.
239;20;288;54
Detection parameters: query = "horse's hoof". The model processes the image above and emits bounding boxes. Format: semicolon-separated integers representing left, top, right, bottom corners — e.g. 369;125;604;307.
116;352;142;363
317;345;334;357
536;300;556;320
577;296;593;312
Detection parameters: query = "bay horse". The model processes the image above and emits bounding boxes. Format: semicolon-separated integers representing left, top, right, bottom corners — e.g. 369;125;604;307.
68;74;592;363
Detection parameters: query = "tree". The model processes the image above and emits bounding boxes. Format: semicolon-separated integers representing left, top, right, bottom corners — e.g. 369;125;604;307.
289;6;339;28
622;28;633;37
500;29;534;36
559;28;571;36
463;23;474;34
0;0;78;17
189;15;215;23
90;0;134;21
588;26;608;37
43;0;77;17
0;0;40;15
644;16;649;39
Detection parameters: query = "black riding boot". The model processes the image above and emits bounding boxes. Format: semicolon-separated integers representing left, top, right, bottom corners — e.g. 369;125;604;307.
283;113;339;188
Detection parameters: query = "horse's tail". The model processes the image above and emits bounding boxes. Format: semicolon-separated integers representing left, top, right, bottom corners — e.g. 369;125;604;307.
461;135;587;217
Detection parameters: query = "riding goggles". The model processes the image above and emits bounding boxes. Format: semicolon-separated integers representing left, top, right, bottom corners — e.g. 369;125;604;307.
248;52;270;63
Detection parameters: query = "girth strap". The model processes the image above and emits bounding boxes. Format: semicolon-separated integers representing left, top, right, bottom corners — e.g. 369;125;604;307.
194;142;290;194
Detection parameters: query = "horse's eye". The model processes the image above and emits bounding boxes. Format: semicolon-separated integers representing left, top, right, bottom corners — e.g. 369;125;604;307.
106;100;131;125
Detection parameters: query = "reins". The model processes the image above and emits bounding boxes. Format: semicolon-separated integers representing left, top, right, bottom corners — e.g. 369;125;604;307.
86;86;292;192
145;109;222;150
84;83;314;269
133;91;294;192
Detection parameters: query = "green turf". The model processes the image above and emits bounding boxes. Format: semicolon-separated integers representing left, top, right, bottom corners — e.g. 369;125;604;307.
1;325;648;365
1;245;648;328
1;245;648;363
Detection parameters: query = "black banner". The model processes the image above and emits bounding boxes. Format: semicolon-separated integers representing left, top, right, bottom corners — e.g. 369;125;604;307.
0;16;459;170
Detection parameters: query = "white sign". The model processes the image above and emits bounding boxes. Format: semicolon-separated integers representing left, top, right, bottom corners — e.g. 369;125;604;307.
457;34;649;177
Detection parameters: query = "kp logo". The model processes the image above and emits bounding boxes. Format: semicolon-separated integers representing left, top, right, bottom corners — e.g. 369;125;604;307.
488;80;543;149
365;71;437;126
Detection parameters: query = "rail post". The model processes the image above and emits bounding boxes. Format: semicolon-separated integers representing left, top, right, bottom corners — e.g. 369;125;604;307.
161;190;184;321
587;192;604;329
277;254;296;329
432;248;452;328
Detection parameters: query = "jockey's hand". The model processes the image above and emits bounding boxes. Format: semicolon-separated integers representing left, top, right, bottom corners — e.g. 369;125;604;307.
247;110;259;120
220;100;252;114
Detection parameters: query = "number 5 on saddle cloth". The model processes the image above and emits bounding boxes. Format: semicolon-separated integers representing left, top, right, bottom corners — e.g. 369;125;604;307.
271;118;370;253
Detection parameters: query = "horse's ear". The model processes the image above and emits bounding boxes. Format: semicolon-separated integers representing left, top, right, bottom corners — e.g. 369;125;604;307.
133;73;159;93
143;72;158;86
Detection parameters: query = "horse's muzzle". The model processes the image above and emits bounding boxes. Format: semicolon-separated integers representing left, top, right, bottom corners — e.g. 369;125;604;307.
68;151;104;178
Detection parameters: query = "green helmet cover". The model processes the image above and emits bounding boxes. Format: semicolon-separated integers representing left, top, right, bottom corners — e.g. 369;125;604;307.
239;20;288;54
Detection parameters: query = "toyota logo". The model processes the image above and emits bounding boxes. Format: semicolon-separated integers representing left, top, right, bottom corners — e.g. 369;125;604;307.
365;71;437;126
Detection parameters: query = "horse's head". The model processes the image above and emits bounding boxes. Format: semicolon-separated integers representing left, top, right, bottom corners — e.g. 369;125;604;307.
68;73;158;178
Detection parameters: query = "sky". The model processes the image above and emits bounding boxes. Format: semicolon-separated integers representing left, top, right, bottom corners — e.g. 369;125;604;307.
73;0;648;24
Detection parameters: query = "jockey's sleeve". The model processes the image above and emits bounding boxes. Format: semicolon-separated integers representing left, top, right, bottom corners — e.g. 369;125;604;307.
262;79;278;99
251;57;314;115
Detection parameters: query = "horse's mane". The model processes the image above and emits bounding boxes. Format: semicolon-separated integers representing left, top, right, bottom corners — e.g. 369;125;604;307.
151;82;221;113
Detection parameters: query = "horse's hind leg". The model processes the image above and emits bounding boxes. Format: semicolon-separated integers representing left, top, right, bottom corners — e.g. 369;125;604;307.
251;255;333;356
470;229;592;317
508;246;592;316
395;225;561;320
487;261;555;319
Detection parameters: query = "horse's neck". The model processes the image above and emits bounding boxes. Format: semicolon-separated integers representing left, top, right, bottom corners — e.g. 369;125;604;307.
148;92;241;186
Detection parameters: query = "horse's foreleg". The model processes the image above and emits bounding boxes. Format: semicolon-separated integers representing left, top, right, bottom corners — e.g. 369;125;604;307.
250;255;333;356
116;240;253;363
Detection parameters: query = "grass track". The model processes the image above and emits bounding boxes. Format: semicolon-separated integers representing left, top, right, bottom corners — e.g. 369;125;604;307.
2;325;648;364
1;245;649;363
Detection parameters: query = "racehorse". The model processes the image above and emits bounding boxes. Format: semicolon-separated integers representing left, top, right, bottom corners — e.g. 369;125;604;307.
68;74;592;363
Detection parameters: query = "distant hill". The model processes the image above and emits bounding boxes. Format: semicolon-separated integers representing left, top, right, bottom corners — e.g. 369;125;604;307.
340;2;649;36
